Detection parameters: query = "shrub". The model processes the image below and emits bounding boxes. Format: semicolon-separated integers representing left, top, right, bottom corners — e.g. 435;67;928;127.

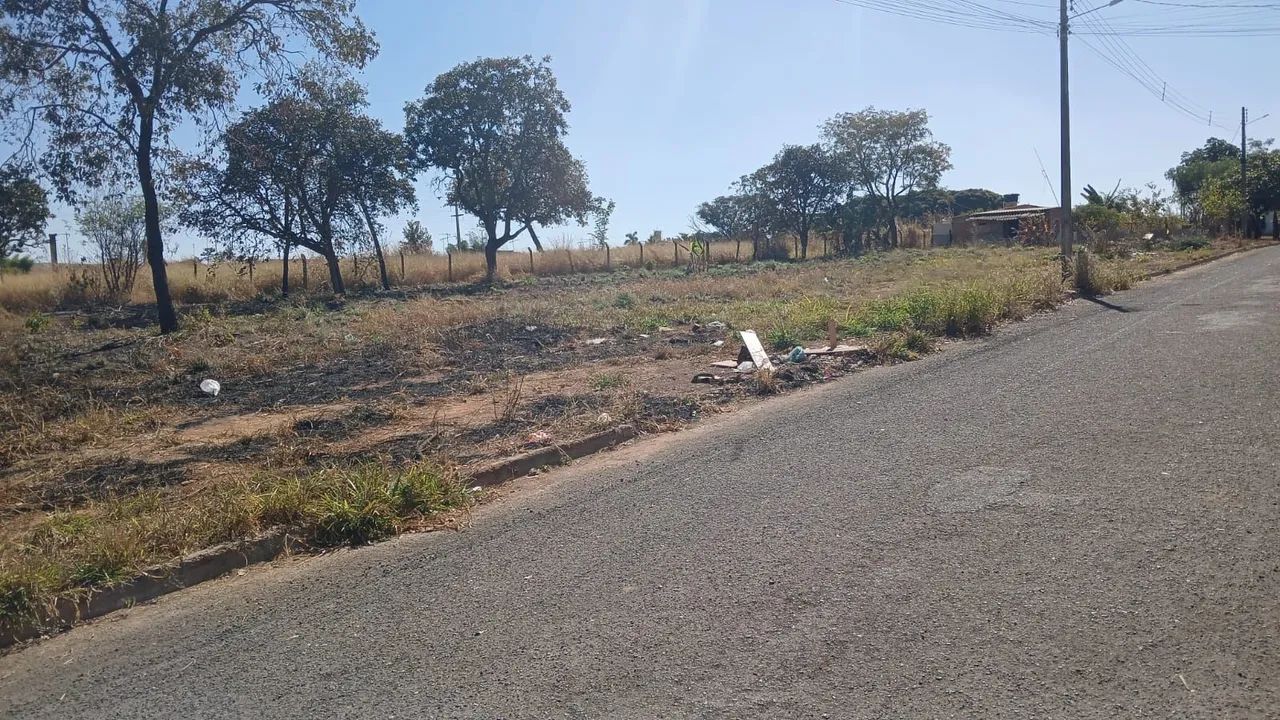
1174;235;1211;251
23;312;49;332
0;256;35;273
766;327;802;350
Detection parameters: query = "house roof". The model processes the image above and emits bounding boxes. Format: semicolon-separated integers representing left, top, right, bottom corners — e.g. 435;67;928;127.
965;204;1058;222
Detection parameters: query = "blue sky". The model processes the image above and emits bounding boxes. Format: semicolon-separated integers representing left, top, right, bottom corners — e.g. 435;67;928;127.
44;0;1278;258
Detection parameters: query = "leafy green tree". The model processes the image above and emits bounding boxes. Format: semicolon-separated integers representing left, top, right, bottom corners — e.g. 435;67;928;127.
404;56;594;280
1167;138;1239;209
0;0;376;332
745;144;846;259
823;108;952;248
177;74;405;294
1200;176;1244;233
0;166;49;259
1080;181;1127;210
402;221;433;254
698;189;773;260
951;188;1004;215
898;187;953;220
591;197;616;248
623;231;640;246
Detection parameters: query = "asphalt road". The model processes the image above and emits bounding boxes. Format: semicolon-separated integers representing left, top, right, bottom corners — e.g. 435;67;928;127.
3;247;1279;719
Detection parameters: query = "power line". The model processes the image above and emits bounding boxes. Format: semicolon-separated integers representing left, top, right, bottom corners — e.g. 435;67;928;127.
1070;0;1231;127
830;0;1056;32
1133;0;1280;8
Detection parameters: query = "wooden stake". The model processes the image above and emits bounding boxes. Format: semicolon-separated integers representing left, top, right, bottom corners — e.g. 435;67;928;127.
605;244;610;270
447;251;453;282
528;247;534;274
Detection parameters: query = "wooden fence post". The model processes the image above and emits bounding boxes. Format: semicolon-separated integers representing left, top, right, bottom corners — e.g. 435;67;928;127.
566;248;575;273
528;247;534;274
447;251;453;282
605;244;610;270
302;255;308;290
193;258;198;277
399;250;405;281
673;240;679;265
639;243;644;267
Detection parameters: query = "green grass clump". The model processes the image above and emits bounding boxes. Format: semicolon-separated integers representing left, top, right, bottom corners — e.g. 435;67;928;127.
765;327;802;350
589;372;629;391
0;460;466;625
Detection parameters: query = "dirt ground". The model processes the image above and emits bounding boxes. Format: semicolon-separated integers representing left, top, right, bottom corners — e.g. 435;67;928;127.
0;296;874;538
1;242;1260;544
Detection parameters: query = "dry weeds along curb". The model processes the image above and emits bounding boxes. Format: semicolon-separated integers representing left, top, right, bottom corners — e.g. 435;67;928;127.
0;528;294;649
0;424;640;649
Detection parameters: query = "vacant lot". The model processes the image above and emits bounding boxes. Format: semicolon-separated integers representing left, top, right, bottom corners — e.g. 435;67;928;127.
0;240;1263;625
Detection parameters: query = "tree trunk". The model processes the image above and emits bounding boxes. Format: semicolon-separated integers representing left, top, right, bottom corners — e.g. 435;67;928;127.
527;224;544;252
887;204;899;248
483;218;500;282
484;242;499;282
362;205;390;290
137;110;178;333
281;241;290;297
323;249;344;294
799;226;809;259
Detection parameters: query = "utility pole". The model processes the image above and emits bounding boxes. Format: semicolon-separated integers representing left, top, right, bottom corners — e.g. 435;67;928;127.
1059;0;1073;261
452;204;464;249
1241;106;1249;238
47;233;58;267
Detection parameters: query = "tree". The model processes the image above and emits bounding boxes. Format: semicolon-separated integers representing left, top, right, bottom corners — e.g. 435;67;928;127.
1199;176;1244;233
347;115;417;290
1080;181;1126;210
1166;138;1239;223
0;0;375;332
0;166;49;258
951;188;1004;215
898;187;953;221
78;196;160;301
403;221;433;254
623;231;640;246
698;192;763;260
177;74;408;294
823;108;952;247
404;56;594;281
590;197;615;248
747;144;845;259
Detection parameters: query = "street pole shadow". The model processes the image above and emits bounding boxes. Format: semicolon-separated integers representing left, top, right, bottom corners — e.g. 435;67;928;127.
1081;295;1132;313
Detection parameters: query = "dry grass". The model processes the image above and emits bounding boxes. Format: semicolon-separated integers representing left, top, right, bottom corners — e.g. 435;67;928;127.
0;238;1265;630
0;459;466;624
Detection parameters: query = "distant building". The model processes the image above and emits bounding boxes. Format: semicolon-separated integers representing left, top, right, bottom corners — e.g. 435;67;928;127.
930;195;1061;246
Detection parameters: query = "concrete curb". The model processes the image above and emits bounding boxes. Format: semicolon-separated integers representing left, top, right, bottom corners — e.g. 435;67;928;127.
1;528;294;649
0;425;640;650
467;424;640;488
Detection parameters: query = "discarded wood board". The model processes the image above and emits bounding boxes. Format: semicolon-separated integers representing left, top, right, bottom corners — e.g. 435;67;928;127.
738;330;774;372
803;344;868;357
710;360;739;369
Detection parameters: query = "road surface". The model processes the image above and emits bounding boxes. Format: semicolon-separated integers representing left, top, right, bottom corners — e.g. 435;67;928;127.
3;247;1278;718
